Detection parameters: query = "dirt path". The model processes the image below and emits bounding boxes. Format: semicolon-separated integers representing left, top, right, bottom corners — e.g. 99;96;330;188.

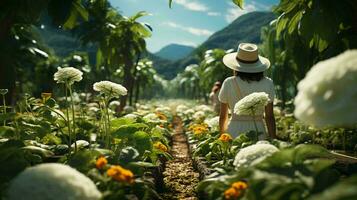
161;118;199;200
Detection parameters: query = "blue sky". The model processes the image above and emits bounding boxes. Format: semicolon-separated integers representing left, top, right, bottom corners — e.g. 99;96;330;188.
109;0;279;52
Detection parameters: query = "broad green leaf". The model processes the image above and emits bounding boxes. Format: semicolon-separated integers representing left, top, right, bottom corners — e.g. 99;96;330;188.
112;123;149;138
0;140;30;185
308;175;357;200
111;117;135;130
68;150;101;173
132;131;152;154
22;146;54;157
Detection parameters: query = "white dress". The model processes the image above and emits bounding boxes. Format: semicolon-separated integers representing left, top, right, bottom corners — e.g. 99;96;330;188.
218;76;275;138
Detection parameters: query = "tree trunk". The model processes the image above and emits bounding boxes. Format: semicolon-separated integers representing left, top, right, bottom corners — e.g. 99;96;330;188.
0;15;16;105
134;79;140;104
129;54;141;106
118;58;134;113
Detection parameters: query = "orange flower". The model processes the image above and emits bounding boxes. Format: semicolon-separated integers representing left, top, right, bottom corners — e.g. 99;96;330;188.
154;141;168;152
95;156;108;169
219;133;233;142
107;165;134;184
190;124;209;135
232;181;248;190
224;187;241;199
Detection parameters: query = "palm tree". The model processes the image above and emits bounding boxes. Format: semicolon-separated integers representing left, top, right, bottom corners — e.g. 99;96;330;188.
199;48;231;101
0;0;88;104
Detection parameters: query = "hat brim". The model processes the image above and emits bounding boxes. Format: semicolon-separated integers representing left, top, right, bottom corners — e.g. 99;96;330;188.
223;52;270;73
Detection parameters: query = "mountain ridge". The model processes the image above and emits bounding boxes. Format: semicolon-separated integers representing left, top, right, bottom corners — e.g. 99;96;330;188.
154;11;276;79
154;44;195;61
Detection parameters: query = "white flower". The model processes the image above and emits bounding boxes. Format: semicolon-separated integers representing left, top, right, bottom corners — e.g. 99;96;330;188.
7;163;101;200
234;92;270;115
233;143;279;169
193;111;206;120
176;105;188;114
54;67;83;85
109;100;120;110
294;50;357;128
143;113;160;123
184;109;195;116
73;55;82;62
93;81;127;98
155;106;171;114
124;106;135;113
204;116;219;131
123;113;138;120
195;104;213;113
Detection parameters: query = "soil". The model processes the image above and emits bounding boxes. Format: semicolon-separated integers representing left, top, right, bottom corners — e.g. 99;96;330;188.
160;118;199;200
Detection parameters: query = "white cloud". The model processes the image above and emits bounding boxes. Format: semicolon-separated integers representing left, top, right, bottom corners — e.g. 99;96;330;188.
163;21;213;36
173;41;198;47
225;3;256;22
207;12;221;16
175;0;208;11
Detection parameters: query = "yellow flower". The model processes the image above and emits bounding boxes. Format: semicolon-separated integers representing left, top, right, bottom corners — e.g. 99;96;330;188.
107;165;134;184
154;141;168;152
219;133;233;142
189;124;209;135
224;187;241;200
232;181;248;190
95;156;108;169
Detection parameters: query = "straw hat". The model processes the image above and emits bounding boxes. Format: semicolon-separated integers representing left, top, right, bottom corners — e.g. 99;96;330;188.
223;43;270;73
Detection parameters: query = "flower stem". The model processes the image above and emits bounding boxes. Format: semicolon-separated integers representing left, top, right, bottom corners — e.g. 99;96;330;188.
65;84;72;155
104;96;111;149
2;94;6;126
69;86;77;153
251;109;259;141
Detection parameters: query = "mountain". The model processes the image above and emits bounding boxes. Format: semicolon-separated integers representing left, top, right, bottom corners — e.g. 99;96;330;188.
36;11;276;80
155;11;276;79
155;44;195;61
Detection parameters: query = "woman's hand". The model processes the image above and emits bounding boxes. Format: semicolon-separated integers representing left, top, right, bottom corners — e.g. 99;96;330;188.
219;102;229;134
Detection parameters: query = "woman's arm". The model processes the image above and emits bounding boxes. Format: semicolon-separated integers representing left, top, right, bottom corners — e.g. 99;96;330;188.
264;102;277;138
219;102;229;134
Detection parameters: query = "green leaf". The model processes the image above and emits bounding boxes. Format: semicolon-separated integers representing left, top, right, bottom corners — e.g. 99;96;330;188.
118;146;140;163
112;123;149;139
0;140;30;185
73;1;89;21
169;0;173;8
0;113;16;123
232;0;244;9
68;150;100;173
96;49;103;68
111;117;135;131
130;11;150;21
132;131;153;154
45;98;56;108
308;175;357;200
0;126;16;138
22;146;54;157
